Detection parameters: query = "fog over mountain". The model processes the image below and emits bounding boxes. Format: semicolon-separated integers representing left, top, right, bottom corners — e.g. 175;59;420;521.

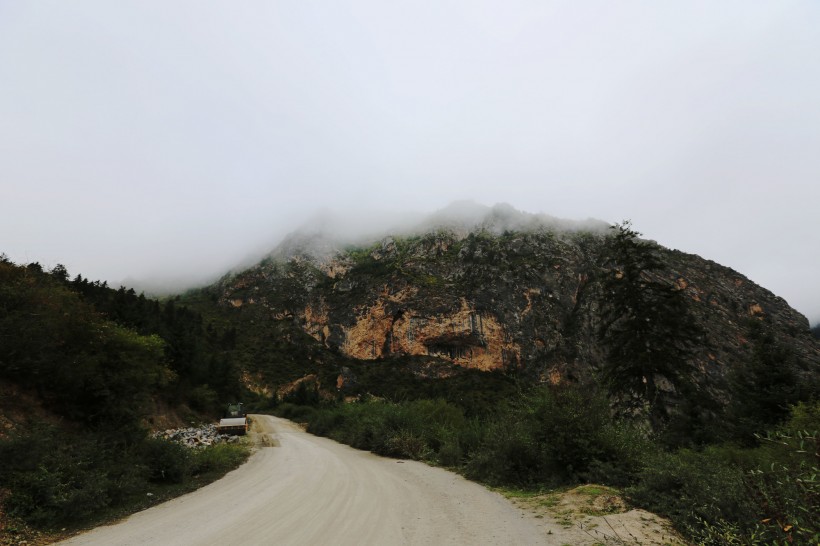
123;202;609;294
259;202;607;267
2;2;819;323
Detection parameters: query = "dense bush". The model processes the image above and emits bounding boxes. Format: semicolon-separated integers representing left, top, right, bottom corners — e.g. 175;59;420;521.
285;386;819;545
0;425;143;526
191;442;251;475
142;437;192;484
627;447;754;530
0;424;249;529
464;412;540;485
288;398;474;463
629;402;820;544
291;385;648;487
276;402;318;423
466;386;648;487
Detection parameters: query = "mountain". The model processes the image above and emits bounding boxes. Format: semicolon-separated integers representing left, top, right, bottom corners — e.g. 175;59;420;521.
4;205;815;541
189;204;819;414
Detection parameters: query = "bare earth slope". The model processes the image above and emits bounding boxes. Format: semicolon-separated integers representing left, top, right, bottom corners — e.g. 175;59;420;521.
60;415;547;545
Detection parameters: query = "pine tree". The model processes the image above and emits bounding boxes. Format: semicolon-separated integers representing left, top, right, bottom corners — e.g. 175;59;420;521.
599;221;699;424
726;318;814;444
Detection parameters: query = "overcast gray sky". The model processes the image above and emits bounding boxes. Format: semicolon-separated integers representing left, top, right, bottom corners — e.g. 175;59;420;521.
1;1;819;324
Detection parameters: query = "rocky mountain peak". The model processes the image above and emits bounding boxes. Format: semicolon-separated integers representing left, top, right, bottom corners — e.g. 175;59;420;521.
267;230;342;268
415;201;610;239
210;209;819;409
264;202;610;269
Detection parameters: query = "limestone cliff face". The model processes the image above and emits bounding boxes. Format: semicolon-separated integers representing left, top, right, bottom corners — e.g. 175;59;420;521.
211;221;819;395
306;293;518;371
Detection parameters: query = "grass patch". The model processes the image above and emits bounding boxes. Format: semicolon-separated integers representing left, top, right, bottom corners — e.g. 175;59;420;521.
576;485;616;497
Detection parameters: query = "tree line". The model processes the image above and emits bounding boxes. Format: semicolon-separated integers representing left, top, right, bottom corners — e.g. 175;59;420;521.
0;255;246;530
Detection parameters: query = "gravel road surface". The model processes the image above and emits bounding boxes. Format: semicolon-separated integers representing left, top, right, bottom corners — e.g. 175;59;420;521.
60;415;547;545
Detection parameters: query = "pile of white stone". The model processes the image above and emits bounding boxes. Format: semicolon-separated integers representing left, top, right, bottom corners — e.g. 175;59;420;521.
152;423;241;449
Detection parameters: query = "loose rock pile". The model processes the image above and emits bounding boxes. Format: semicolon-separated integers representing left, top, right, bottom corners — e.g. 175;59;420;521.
152;423;242;449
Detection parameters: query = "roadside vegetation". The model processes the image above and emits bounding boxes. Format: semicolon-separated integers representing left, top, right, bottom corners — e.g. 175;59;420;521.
0;256;249;541
0;426;248;539
276;388;818;545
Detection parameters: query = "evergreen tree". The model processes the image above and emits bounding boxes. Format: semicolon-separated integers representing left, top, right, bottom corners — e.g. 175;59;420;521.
726;318;814;444
50;263;69;283
598;221;699;424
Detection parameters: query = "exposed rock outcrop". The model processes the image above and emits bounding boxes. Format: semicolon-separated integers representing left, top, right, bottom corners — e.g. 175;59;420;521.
207;206;819;403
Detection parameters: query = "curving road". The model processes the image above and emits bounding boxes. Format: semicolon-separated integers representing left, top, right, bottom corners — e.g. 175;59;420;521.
60;415;547;545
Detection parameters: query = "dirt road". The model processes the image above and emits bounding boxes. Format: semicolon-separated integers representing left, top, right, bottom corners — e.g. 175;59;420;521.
60;415;547;545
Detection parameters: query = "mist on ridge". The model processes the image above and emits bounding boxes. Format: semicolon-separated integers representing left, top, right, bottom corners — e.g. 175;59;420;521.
123;202;609;295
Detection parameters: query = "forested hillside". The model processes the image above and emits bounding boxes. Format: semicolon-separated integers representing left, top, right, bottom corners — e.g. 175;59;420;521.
0;256;247;539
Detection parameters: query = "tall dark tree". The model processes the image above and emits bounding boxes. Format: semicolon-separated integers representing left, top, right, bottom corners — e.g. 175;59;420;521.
598;221;700;424
726;318;816;444
50;263;69;283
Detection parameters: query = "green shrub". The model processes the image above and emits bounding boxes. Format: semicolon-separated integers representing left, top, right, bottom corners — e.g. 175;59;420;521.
454;417;486;461
738;403;820;543
294;386;649;489
300;398;469;462
276;402;317;422
465;415;539;486
0;425;145;527
465;385;651;487
192;443;250;475
141;438;192;484
627;447;755;528
306;407;346;436
436;432;464;467
0;428;250;531
629;403;820;544
383;430;431;459
582;418;650;486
